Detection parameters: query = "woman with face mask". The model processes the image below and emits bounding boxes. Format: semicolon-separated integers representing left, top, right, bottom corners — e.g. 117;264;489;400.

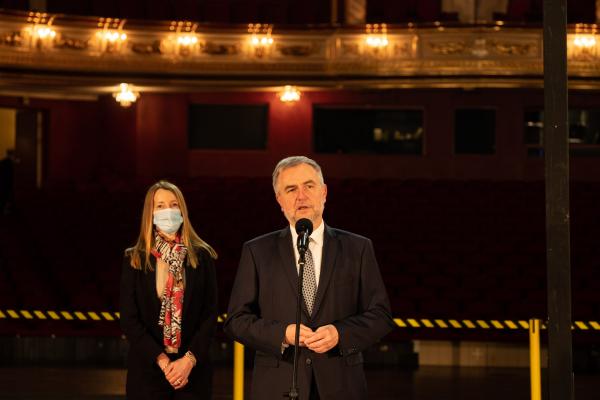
120;180;218;399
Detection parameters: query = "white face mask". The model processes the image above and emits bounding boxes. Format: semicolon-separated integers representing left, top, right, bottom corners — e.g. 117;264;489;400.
153;208;183;234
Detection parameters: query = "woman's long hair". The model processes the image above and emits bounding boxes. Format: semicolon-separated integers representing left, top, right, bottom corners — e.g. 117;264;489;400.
126;180;217;271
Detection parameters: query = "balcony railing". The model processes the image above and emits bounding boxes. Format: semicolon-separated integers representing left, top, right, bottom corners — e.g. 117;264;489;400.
1;10;599;91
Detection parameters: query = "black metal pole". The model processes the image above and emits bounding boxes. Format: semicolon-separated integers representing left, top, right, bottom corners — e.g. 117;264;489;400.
286;254;305;400
543;0;574;399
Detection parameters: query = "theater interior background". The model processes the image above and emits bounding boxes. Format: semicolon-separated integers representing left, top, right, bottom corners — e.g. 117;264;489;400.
1;0;600;399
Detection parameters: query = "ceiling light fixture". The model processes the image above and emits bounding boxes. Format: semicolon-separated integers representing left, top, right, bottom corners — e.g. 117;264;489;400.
113;83;139;107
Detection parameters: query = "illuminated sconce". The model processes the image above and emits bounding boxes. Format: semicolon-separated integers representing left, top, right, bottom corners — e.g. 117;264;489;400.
365;23;389;48
161;21;202;58
362;23;392;58
113;83;139;107
569;23;598;60
247;23;274;58
22;12;58;49
574;35;596;47
279;85;301;103
91;18;128;54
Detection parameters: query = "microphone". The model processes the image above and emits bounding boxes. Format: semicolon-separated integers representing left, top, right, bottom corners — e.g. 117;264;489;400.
295;218;313;253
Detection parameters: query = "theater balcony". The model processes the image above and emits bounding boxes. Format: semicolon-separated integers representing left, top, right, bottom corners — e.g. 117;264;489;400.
1;6;600;95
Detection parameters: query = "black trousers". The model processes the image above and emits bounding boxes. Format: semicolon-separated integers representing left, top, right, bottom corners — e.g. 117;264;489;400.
309;371;320;400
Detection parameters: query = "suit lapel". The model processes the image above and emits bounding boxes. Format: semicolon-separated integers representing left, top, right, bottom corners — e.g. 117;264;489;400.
277;227;315;319
277;227;299;295
182;257;196;320
311;225;338;320
279;226;337;320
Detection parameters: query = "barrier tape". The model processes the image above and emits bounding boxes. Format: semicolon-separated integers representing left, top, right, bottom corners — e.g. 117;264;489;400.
0;309;226;323
393;318;600;331
2;310;599;331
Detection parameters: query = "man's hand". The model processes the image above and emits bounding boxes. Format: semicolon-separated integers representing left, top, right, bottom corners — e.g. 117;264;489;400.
284;324;314;346
304;324;339;353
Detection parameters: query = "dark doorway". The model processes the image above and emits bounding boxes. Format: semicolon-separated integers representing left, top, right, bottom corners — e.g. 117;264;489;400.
0;108;44;212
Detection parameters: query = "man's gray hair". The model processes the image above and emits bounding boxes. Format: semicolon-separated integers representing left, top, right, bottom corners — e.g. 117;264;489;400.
272;156;324;193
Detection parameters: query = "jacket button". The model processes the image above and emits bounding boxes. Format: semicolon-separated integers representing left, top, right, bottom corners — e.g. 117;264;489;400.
306;358;312;366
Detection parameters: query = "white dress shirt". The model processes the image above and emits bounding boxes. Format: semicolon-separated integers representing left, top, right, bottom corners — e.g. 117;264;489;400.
282;221;325;351
290;220;325;286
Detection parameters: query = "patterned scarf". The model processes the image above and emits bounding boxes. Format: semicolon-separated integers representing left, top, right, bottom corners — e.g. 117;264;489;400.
152;231;187;350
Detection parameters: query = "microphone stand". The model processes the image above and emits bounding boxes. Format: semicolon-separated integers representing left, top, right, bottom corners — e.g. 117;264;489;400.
286;247;306;400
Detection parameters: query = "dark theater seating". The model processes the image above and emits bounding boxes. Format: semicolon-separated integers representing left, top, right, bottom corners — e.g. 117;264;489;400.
36;0;332;25
1;179;599;340
365;0;596;25
366;0;456;24
498;0;595;24
5;0;595;26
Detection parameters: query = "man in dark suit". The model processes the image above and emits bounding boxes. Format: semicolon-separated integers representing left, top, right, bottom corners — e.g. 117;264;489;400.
224;156;395;400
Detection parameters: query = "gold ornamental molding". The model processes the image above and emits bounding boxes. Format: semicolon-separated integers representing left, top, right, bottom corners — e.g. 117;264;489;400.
1;10;600;92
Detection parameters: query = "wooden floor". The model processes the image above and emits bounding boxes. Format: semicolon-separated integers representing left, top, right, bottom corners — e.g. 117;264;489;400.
1;366;598;399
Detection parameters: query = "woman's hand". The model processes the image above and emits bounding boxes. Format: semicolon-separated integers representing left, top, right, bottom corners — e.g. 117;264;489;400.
156;353;170;372
164;356;194;389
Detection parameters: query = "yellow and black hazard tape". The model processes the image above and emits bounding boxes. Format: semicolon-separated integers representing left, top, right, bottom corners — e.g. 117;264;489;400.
0;309;228;323
2;310;600;331
393;318;600;331
0;309;121;322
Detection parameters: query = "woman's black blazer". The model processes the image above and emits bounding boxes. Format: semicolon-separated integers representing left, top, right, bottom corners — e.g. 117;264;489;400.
119;248;217;399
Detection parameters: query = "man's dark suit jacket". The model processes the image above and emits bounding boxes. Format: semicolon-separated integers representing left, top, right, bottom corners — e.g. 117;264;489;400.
119;249;217;399
224;225;395;400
